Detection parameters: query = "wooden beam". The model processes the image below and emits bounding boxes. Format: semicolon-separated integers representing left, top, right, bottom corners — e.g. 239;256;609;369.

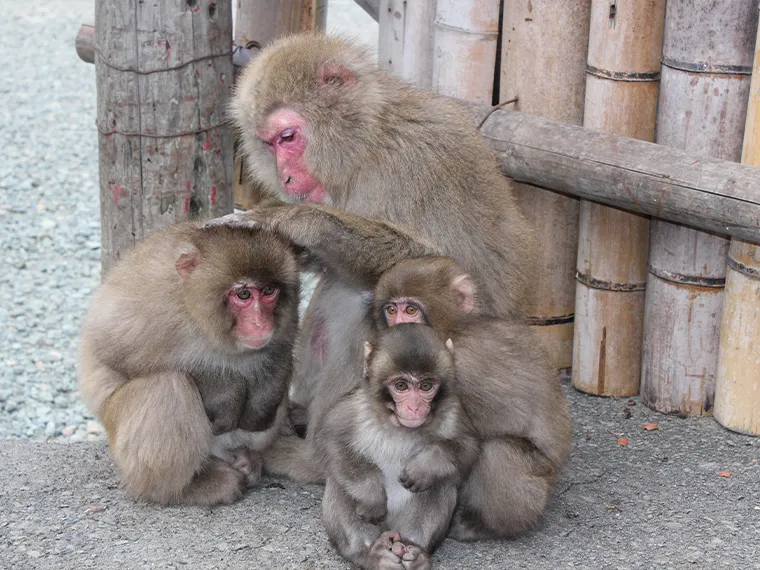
465;101;760;245
75;21;95;64
354;0;379;21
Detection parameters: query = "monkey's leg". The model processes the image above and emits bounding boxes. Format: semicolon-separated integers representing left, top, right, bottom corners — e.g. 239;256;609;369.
323;478;408;570
101;372;246;505
449;437;555;540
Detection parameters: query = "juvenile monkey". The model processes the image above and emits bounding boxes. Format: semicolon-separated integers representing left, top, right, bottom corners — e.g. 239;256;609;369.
319;325;478;570
211;33;538;440
78;222;299;505
375;257;572;540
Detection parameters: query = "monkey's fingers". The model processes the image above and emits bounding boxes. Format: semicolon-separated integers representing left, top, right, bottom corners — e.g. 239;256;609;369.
201;213;263;231
368;532;405;570
400;545;431;570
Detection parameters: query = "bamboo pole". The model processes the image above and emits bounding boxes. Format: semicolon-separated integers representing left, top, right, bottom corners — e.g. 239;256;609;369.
232;0;325;210
715;16;760;436
95;0;234;274
572;1;666;396
433;0;501;105
500;0;591;369
378;0;436;88
640;0;756;416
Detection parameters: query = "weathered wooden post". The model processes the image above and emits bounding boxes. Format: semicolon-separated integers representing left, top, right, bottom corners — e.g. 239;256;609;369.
95;0;234;274
500;0;591;369
233;0;326;210
715;14;760;436
433;0;500;104
378;0;436;88
572;0;666;396
640;0;756;415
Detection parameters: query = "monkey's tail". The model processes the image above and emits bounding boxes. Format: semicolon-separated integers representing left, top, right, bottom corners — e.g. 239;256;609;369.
263;435;325;485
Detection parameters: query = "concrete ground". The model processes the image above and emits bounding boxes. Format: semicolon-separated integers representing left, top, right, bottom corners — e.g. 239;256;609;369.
2;383;758;570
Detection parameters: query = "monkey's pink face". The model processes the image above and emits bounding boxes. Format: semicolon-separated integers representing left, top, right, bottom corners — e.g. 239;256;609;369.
258;109;328;204
383;301;425;326
227;284;280;349
386;376;440;428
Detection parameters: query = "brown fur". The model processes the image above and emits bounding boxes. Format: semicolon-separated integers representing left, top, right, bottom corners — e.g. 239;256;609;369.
79;222;299;505
375;257;572;539
225;34;538;487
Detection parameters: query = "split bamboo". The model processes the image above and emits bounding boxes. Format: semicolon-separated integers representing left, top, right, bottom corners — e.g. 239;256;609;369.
640;0;756;416
500;0;591;369
714;16;760;436
572;0;666;397
232;0;325;210
378;0;436;88
95;0;234;274
433;0;501;104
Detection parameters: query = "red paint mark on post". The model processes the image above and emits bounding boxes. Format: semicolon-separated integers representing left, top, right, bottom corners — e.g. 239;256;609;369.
210;186;217;206
109;182;127;205
186;181;191;191
184;197;191;213
202;136;211;151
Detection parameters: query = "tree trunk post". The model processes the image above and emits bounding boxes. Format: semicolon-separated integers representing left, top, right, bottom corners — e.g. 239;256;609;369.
378;0;436;88
572;0;666;397
499;0;591;370
640;0;756;416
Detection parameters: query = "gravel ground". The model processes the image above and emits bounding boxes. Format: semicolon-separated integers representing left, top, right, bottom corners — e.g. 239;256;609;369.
0;0;377;441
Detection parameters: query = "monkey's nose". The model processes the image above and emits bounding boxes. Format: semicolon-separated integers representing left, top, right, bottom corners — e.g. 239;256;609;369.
285;176;293;185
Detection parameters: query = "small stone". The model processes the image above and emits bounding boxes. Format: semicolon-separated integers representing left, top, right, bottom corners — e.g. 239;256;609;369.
86;420;104;435
48;350;63;361
61;425;77;437
44;421;56;437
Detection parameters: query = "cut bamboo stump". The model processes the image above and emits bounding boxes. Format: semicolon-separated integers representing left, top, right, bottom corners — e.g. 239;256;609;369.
378;0;436;88
640;0;756;416
572;0;666;397
500;0;591;369
715;17;760;436
433;0;500;105
95;0;234;274
232;0;325;210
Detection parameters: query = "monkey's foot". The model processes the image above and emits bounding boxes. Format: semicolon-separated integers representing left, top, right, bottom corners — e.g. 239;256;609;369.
226;447;264;488
367;532;431;570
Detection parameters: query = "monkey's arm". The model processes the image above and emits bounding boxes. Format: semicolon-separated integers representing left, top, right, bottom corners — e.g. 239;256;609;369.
207;203;434;288
400;435;479;493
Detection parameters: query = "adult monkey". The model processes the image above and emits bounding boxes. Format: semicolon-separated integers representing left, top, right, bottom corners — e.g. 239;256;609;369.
215;32;537;481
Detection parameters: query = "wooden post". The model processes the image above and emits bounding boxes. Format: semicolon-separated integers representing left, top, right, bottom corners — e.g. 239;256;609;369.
232;0;325;210
433;0;500;104
572;1;666;397
95;0;234;274
378;0;436;88
640;0;756;416
75;21;95;64
500;0;591;369
715;16;760;436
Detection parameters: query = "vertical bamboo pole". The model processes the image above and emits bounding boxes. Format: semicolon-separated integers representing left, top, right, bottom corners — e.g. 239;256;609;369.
500;0;591;369
433;0;501;104
715;15;760;436
640;0;756;416
95;0;234;274
572;1;666;396
232;0;324;210
378;0;436;88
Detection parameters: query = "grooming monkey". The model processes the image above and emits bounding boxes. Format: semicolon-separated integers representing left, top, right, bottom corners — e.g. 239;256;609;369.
208;34;538;484
320;325;478;570
375;257;572;539
78;223;299;505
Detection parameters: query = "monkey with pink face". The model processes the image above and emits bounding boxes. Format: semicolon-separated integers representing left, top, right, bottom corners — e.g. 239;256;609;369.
79;222;300;505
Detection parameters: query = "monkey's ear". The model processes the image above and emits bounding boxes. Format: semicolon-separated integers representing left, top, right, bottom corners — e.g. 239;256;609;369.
175;249;200;279
319;61;356;88
445;338;454;354
452;274;476;313
363;341;373;380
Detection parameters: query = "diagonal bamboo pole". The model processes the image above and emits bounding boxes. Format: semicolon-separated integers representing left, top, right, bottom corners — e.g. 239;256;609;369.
714;17;760;436
572;0;666;397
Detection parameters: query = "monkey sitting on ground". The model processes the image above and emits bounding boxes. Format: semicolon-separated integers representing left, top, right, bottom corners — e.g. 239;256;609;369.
78;222;299;505
319;325;479;570
374;257;572;540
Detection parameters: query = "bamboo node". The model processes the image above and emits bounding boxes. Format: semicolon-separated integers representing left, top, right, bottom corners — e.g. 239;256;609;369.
648;265;726;288
585;65;660;83
661;57;752;76
726;255;760;280
575;271;647;292
525;314;575;326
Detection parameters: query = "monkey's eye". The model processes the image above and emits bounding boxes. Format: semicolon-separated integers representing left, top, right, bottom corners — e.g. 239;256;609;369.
237;288;251;300
405;305;418;316
262;286;276;296
261;140;273;147
420;381;434;392
279;130;295;143
384;304;397;316
394;380;408;392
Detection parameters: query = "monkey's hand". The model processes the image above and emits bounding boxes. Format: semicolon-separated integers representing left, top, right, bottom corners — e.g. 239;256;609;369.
201;212;265;231
354;484;388;524
400;446;457;493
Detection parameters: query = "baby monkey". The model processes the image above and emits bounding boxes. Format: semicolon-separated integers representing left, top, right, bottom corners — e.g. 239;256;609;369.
319;325;478;570
79;222;299;505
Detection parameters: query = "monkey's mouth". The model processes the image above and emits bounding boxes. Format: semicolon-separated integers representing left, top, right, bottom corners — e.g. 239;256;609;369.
395;415;428;429
238;333;272;349
286;182;328;204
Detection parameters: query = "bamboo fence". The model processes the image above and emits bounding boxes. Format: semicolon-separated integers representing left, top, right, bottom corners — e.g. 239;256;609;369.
378;0;436;88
